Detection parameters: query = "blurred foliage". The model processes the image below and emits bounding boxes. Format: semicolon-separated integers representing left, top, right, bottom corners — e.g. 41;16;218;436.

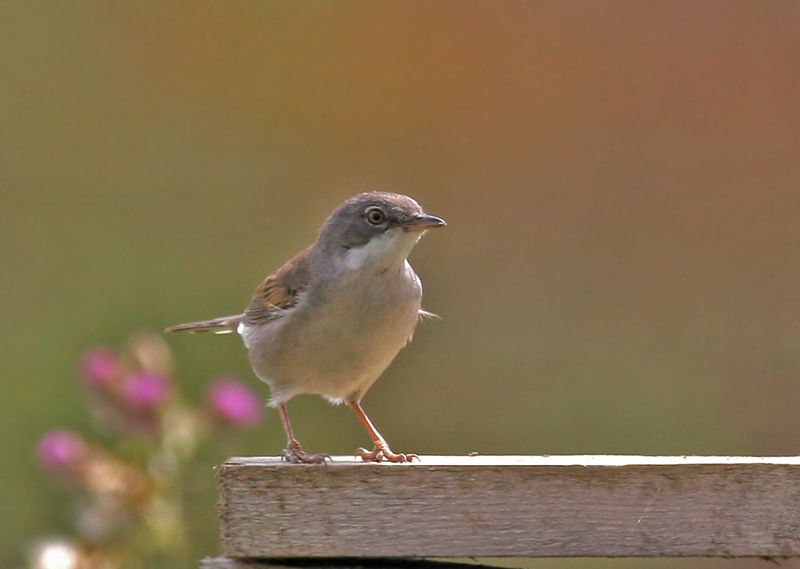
2;1;799;568
29;332;263;569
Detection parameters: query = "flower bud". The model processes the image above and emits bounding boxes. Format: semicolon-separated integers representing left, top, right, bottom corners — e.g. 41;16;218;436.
207;378;263;428
127;330;173;376
120;372;171;411
79;347;119;389
37;430;87;475
28;538;82;569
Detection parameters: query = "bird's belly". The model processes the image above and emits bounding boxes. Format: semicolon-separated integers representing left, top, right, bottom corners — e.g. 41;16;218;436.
243;265;422;403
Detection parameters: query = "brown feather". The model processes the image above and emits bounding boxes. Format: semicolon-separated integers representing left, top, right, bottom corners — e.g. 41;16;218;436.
243;247;312;325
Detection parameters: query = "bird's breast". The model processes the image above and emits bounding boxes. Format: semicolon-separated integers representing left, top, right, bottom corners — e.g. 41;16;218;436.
245;260;422;398
320;259;422;339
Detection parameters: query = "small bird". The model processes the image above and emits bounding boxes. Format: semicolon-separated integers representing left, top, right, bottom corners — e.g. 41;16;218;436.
166;192;445;463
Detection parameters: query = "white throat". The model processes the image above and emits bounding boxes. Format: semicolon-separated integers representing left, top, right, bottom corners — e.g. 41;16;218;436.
341;229;422;272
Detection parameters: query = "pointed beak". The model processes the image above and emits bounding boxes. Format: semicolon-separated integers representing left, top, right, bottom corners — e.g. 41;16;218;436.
402;214;447;231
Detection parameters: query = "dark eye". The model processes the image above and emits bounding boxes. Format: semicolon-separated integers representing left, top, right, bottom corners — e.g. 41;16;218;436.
365;207;387;226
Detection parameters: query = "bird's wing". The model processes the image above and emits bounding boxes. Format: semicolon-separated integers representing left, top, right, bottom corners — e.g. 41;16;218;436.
243;247;312;325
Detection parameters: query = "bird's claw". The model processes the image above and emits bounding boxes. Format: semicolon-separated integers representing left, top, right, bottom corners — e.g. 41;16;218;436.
356;445;418;463
281;445;331;464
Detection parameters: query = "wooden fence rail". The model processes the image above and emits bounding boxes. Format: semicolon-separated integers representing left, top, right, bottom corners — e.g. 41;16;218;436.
205;455;800;567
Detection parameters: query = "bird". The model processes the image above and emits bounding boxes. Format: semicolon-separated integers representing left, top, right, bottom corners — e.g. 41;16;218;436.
166;191;445;463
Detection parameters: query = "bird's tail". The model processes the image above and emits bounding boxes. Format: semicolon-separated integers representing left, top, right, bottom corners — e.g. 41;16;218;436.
164;314;243;334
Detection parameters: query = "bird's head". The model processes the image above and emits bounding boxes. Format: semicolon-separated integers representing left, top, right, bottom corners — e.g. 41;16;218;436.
318;191;446;271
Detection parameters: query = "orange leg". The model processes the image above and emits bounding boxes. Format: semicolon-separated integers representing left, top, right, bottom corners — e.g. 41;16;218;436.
349;401;418;463
277;403;329;464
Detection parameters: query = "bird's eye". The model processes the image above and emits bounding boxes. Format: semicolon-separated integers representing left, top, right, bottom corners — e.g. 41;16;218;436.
365;207;387;226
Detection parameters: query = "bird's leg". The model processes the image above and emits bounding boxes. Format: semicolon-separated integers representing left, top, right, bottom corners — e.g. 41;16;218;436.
277;403;329;464
349;401;418;463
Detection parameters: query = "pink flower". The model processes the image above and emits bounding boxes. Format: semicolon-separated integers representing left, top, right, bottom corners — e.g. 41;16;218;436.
79;348;119;388
207;378;263;428
120;373;171;410
37;430;87;474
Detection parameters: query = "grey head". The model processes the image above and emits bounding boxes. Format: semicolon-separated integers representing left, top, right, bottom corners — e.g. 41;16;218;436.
312;192;446;270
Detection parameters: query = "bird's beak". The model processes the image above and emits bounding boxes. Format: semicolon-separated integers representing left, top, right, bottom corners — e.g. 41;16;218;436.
402;214;447;231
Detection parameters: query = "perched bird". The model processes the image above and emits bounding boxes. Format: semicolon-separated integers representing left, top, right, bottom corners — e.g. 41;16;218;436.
166;192;445;463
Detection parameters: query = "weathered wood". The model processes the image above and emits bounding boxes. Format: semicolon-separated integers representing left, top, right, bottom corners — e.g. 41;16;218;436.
202;559;264;569
201;558;503;569
219;455;800;558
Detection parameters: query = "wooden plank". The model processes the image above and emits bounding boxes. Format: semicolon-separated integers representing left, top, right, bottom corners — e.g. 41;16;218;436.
201;558;504;568
218;455;800;558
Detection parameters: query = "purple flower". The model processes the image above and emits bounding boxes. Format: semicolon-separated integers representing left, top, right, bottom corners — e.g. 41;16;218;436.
37;430;87;474
207;378;263;428
121;372;171;410
79;348;119;388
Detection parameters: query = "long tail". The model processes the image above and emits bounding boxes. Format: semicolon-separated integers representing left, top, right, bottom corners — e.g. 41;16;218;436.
164;314;243;334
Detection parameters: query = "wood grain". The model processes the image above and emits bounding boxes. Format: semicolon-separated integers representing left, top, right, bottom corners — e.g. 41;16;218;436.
218;455;800;558
201;557;504;568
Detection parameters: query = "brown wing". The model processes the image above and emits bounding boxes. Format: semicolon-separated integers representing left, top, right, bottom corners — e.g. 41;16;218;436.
243;247;312;326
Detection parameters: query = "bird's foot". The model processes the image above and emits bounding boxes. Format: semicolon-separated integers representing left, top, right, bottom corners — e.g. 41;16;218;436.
281;443;330;464
356;444;418;463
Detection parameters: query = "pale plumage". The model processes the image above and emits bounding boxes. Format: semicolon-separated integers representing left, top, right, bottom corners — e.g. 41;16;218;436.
166;191;445;463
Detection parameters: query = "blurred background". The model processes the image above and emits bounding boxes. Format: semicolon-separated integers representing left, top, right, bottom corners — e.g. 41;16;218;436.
2;1;799;567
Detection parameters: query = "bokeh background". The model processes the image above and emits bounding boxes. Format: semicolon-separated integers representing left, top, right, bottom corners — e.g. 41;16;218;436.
3;1;799;567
